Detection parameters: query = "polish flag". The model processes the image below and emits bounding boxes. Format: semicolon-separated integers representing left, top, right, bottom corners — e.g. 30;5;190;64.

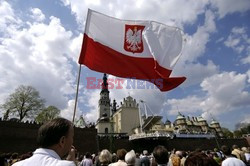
79;9;186;91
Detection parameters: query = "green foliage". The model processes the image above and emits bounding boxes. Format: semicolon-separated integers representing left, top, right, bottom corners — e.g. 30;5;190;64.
221;127;234;138
233;123;250;138
35;105;60;124
2;85;45;121
234;130;243;138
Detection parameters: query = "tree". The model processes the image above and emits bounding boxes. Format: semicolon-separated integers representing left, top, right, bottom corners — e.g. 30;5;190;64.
221;127;234;138
1;85;45;121
35;105;60;123
234;130;243;138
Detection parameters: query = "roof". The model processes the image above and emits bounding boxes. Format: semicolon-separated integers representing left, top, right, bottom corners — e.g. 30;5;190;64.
142;116;162;131
165;119;171;125
176;114;185;120
210;119;219;125
197;116;206;122
75;116;87;128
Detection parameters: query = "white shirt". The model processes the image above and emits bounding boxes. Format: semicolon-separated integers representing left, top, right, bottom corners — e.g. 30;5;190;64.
12;148;76;166
109;160;127;166
222;157;246;166
245;153;250;162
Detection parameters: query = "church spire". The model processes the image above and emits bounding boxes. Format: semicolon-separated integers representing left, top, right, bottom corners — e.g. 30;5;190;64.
101;73;108;93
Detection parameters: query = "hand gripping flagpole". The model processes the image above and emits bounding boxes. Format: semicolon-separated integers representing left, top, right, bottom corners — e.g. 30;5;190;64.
72;64;82;123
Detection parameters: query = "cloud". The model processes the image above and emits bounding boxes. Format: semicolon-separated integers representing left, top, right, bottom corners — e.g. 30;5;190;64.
60;99;81;121
60;0;211;29
241;55;250;65
82;89;100;122
223;26;250;64
210;0;250;18
173;11;218;86
247;70;250;83
0;2;80;112
224;27;249;53
0;1;22;35
166;95;205;116
241;113;250;123
201;72;250;112
176;60;219;87
165;71;250;119
30;8;45;22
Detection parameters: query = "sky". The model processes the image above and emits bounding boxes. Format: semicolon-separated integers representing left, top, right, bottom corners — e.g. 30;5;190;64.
0;0;250;130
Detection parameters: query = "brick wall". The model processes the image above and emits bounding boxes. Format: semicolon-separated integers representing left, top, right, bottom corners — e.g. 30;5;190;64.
0;120;98;154
98;137;249;153
0;120;249;155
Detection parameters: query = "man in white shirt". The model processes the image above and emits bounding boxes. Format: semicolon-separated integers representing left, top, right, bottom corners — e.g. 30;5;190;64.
13;118;77;166
221;145;246;166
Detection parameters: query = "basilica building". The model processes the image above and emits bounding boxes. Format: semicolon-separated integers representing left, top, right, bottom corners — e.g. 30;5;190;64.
96;74;224;139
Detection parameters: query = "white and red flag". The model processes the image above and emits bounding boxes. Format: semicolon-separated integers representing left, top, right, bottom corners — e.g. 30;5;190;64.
79;9;186;91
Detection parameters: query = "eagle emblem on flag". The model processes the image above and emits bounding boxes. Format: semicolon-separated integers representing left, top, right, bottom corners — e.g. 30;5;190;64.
124;25;145;53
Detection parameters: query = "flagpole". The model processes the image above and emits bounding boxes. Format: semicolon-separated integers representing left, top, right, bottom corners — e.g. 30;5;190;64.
72;64;82;123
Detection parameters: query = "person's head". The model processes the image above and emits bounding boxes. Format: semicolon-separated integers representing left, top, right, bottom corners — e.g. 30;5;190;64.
175;151;183;158
241;147;249;153
11;153;18;159
135;153;140;158
221;145;231;156
117;149;127;160
37;118;74;158
85;152;92;159
78;155;84;162
153;145;169;165
232;144;239;150
125;150;136;166
112;153;117;163
185;152;219;166
99;149;112;165
143;150;148;156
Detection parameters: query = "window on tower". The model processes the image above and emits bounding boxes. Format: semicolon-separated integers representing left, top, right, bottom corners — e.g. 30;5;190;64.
105;128;108;133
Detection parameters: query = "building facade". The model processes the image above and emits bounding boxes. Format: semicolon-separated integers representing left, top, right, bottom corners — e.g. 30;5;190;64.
96;74;224;138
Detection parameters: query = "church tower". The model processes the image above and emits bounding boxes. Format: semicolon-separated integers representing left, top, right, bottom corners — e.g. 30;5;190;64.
98;73;111;119
96;74;111;133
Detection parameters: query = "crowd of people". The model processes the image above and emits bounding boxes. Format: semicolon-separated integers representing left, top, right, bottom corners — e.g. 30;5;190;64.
0;118;249;166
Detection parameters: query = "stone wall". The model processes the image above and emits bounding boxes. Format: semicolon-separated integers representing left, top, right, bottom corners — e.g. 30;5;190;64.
0;120;249;155
0;120;98;154
98;137;249;153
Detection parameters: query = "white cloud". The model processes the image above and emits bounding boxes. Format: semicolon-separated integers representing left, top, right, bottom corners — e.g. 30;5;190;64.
176;60;219;87
241;113;250;123
224;36;241;48
166;95;204;115
247;70;250;83
60;0;211;29
201;72;250;113
210;0;250;18
179;10;216;63
69;33;83;62
60;99;81;121
241;47;250;64
0;2;81;112
30;8;45;22
83;89;100;122
0;1;22;35
172;11;218;86
165;71;250;119
224;27;249;54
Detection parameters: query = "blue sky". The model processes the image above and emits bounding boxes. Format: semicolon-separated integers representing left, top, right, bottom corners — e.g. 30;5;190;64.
0;0;250;130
